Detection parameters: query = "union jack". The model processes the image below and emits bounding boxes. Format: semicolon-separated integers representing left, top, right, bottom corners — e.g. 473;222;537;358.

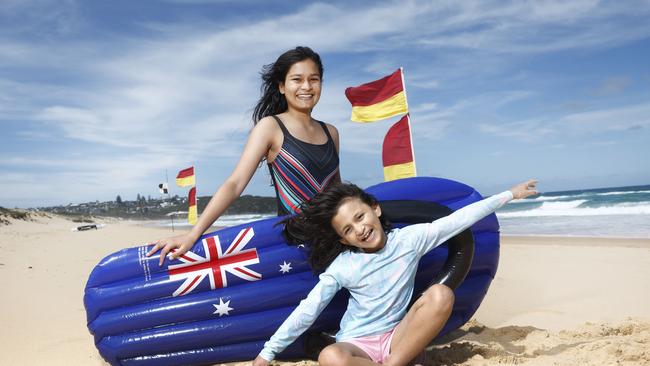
167;227;261;297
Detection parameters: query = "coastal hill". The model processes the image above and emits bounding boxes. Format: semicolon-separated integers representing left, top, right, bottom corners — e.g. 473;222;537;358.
8;194;277;222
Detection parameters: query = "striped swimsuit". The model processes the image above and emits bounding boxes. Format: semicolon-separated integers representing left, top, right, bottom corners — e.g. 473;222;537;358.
268;116;340;215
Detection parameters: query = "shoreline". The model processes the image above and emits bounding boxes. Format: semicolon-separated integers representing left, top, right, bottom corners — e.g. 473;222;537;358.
502;234;649;247
137;218;650;241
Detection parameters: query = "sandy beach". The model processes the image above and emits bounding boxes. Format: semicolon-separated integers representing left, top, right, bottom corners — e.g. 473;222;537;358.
0;214;648;365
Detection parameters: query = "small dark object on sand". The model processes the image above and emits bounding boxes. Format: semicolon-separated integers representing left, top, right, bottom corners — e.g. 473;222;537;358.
77;224;98;231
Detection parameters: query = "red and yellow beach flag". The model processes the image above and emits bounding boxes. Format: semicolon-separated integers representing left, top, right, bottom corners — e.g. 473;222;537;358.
188;187;198;225
176;167;195;187
345;68;408;122
382;115;416;181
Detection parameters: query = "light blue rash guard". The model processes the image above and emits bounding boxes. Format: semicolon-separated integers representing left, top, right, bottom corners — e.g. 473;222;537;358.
259;191;513;361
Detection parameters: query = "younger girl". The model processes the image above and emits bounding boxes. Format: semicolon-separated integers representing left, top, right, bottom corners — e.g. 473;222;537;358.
253;180;538;366
147;46;340;265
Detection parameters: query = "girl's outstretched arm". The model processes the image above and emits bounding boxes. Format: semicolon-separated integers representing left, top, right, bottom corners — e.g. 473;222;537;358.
410;179;538;256
257;272;341;363
147;117;279;265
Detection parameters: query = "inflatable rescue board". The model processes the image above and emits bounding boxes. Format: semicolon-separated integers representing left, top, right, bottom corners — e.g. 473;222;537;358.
84;177;501;365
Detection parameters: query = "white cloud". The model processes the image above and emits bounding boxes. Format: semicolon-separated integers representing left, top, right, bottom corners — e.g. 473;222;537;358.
563;103;650;131
409;79;440;89
0;0;83;37
412;1;650;53
593;76;631;96
478;116;556;141
0;152;190;207
410;102;439;114
478;102;650;141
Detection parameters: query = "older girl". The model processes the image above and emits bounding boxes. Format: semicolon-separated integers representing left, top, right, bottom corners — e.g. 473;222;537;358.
148;46;341;264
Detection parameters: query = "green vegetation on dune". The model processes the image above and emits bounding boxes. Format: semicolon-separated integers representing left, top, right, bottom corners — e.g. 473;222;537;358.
37;195;277;220
0;207;33;225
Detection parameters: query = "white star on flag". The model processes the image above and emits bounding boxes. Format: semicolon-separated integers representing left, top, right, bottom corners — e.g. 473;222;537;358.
213;298;233;317
279;261;292;274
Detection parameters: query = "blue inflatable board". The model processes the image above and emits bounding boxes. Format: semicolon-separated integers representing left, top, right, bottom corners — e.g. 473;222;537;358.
84;177;501;366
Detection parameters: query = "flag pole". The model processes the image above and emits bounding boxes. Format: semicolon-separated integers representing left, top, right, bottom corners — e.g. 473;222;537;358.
399;67;409;113
194;167;198;226
166;169;175;232
400;67;416;176
406;114;417;176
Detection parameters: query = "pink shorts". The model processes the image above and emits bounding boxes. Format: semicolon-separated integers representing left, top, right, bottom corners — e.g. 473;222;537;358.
341;327;397;364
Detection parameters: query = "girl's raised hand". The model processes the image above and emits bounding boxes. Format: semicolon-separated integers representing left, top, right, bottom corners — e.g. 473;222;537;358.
146;233;197;266
509;179;539;199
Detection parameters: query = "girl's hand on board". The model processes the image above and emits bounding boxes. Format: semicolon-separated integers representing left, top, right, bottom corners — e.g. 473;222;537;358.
509;179;539;199
146;233;197;266
252;355;270;366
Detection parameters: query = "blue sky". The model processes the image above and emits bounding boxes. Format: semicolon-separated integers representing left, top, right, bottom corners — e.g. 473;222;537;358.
1;0;649;208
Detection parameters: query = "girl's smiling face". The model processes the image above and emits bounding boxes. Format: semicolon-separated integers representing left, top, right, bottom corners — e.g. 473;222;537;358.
331;197;387;253
279;59;322;113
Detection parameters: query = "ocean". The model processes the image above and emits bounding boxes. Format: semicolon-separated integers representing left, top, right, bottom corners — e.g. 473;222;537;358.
497;184;650;238
151;184;650;239
149;213;275;230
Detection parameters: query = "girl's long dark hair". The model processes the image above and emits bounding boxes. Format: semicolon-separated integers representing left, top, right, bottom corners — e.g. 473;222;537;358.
281;183;391;273
252;46;323;125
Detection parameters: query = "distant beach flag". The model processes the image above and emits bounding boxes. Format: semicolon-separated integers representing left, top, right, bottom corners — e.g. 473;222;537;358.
188;187;198;225
345;68;408;122
382;115;416;181
158;183;169;195
176;167;195;187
